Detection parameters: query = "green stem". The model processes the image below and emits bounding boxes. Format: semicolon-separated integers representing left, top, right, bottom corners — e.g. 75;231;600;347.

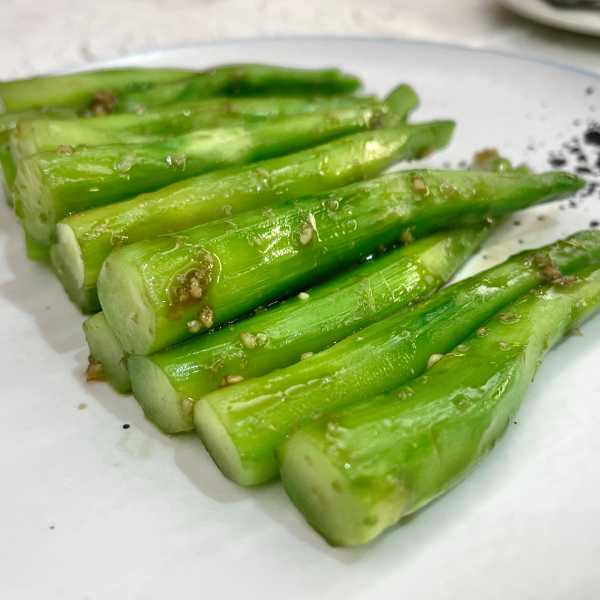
98;169;582;357
381;84;419;127
129;227;489;433
117;65;362;112
19;105;384;245
53;122;451;313
83;313;130;394
0;107;76;144
279;264;600;546
0;68;197;112
0;143;16;206
11;95;381;162
25;229;50;262
192;230;600;486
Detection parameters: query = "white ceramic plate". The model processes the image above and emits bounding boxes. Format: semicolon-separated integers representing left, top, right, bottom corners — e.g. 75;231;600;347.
2;38;600;600
500;0;600;37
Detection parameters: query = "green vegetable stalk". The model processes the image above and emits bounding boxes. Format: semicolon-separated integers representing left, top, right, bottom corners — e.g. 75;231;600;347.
193;230;600;486
116;64;361;112
279;264;600;546
83;313;130;394
10;125;157;167
0;107;77;144
53;122;448;313
0;143;16;204
0;68;197;112
2;108;75;204
128;227;489;433
98;169;582;357
381;84;419;127
18;104;383;245
10;95;381;163
25;230;50;262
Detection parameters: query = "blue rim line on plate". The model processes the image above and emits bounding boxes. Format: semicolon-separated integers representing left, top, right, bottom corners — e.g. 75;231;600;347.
15;35;600;83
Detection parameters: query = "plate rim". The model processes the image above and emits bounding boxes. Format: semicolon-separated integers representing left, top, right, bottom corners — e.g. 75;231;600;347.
41;35;600;82
499;0;600;38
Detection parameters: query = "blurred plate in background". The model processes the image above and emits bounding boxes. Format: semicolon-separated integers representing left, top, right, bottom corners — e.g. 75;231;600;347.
500;0;600;36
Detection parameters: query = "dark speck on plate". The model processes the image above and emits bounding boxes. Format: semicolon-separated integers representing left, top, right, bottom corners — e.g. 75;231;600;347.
582;182;598;198
548;153;566;168
122;423;130;430
584;124;600;147
590;220;599;228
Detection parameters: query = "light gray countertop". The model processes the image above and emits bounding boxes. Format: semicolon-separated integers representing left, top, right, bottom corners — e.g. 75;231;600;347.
2;0;599;78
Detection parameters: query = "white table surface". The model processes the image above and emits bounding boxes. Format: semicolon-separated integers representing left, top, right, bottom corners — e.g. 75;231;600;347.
1;0;599;78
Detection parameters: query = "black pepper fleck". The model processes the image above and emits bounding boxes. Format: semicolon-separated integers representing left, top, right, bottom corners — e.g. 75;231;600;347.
582;182;598;198
548;153;566;168
584;124;600;147
590;220;599;228
122;424;130;430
